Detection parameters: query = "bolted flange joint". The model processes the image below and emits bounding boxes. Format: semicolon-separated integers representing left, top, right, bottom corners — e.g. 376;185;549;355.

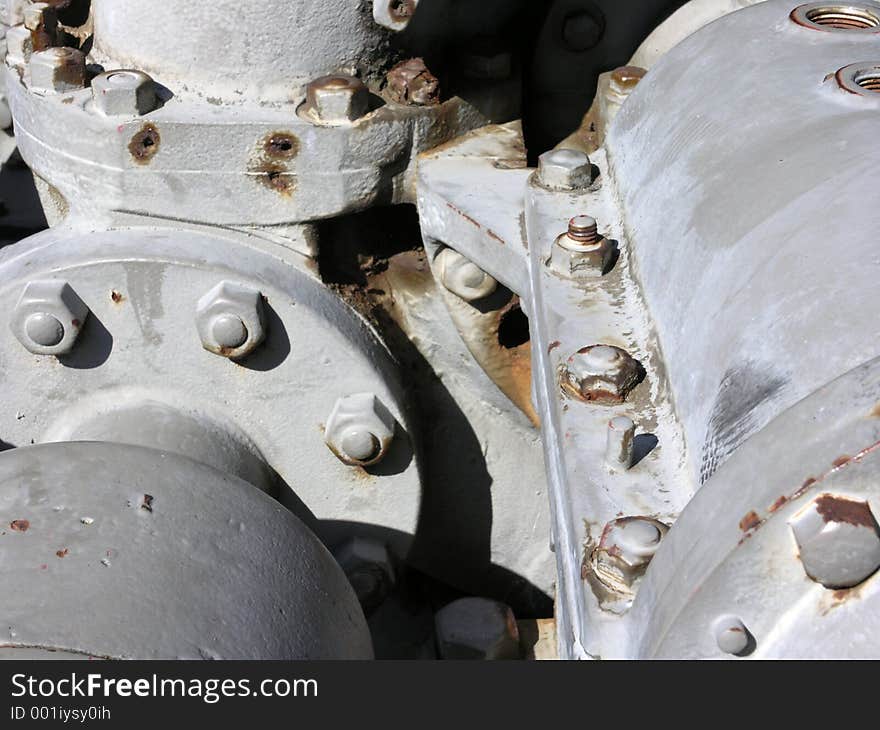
325;393;396;467
11;280;90;356
590;516;668;595
302;74;370;125
195;281;266;360
536;148;595;191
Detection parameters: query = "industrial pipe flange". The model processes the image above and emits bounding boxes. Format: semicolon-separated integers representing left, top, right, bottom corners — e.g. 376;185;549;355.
0;225;421;559
0;441;373;659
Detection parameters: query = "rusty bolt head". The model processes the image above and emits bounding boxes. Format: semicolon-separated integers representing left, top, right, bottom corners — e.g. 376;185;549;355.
591;517;668;593
195;281;266;359
536;148;594;191
28;46;85;93
6;25;35;66
23;2;56;51
608;65;646;99
385;57;440;106
334;537;396;615
11;280;89;356
561;344;644;404
91;70;159;116
325;393;396;467
713;615;752;656
435;248;498;302
373;0;418;31
305;75;370;124
434;597;521;660
789;493;880;589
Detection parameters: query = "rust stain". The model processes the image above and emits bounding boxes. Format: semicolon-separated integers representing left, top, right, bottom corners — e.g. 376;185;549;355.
832;455;852;468
739;511;761;532
141;494;154;513
128;123;160;165
249;131;299;197
110;290;124;304
815;494;876;528
10;520;30;533
769;495;789;513
389;0;416;21
548;341;561;354
385;57;440;106
263;132;299;160
55;548;68;558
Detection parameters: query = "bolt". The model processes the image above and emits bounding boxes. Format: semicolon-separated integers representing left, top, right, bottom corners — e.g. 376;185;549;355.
91;70;159;116
334;537;396;615
195;281;266;359
325;393;396;467
562;10;604;52
609;65;647;98
536;148;594;191
304;74;369;124
434;597;521;660
434;248;498;302
23;2;56;51
550;215;611;277
561;344;645;404
373;0;418;31
591;516;668;593
566;215;599;245
713;615;752;656
28;46;86;93
606;415;635;470
385;57;440;106
11;280;89;356
789;493;880;589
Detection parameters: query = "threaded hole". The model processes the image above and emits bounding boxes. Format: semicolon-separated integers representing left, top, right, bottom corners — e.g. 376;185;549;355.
856;71;880;90
805;6;880;28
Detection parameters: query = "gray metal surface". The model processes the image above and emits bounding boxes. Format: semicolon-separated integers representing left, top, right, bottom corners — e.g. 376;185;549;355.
0;441;372;659
607;0;880;485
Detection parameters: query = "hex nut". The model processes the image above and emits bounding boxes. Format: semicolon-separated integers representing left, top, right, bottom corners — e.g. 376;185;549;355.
23;2;56;51
385;57;440;106
28;46;86;93
11;280;89;356
560;344;645;404
334;537;396;615
549;216;612;277
790;493;880;589
536;148;594;190
325;393;396;467
434;248;498;302
195;281;266;360
304;75;369;124
591;517;668;594
434;597;521;660
608;65;646;101
373;0;419;31
91;70;159;116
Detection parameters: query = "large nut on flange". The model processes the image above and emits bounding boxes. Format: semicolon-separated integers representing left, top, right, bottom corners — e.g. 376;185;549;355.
789;494;880;589
304;75;369;124
334;537;396;615
592;517;668;594
11;280;89;356
325;393;396;467
91;70;159;116
373;0;419;31
195;281;266;359
434;248;498;302
435;598;521;660
536;149;594;191
560;344;645;404
28;46;86;93
28;48;86;93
